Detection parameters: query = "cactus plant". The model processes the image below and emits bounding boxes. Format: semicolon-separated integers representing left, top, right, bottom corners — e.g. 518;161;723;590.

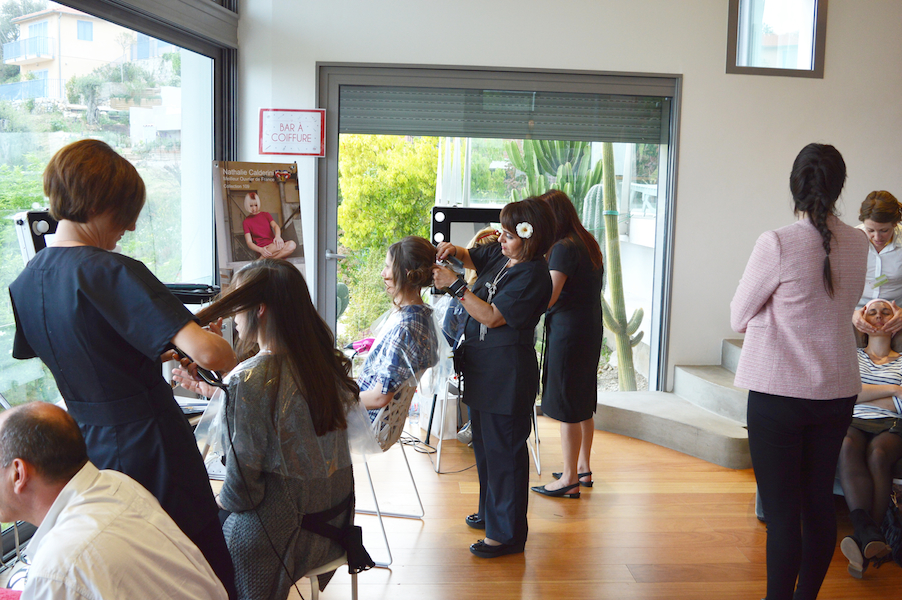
504;140;602;213
508;138;643;390
593;142;643;391
581;184;605;243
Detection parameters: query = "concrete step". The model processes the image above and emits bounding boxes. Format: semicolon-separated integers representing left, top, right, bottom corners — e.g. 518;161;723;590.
722;338;743;374
595;391;750;469
673;365;748;425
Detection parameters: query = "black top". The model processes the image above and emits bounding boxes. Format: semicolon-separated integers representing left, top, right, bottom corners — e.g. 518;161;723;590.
547;237;604;316
8;246;220;540
461;243;552;415
463;243;552;348
11;246;193;397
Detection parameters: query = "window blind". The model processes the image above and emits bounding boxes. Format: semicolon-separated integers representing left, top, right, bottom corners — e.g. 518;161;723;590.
339;86;667;144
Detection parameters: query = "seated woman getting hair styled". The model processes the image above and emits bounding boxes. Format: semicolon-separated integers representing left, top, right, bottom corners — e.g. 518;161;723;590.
839;298;902;578
173;259;359;600
358;236;440;420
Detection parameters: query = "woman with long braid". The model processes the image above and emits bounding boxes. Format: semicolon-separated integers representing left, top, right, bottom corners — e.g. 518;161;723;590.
731;143;869;600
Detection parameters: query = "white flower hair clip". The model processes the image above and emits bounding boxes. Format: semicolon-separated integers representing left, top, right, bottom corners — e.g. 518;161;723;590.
516;222;533;239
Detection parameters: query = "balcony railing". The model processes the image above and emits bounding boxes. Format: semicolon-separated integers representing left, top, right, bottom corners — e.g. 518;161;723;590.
0;78;62;101
2;36;55;62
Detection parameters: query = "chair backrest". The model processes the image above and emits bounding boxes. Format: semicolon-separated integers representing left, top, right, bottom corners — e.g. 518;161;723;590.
370;371;424;452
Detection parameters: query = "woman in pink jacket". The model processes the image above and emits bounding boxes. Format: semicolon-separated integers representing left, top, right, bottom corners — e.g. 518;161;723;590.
731;143;869;600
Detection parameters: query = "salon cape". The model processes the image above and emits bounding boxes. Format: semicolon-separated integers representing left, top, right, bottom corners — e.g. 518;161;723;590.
219;354;353;479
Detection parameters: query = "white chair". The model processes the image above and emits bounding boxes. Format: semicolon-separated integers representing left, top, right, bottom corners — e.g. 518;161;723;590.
356;373;425;567
300;554;357;600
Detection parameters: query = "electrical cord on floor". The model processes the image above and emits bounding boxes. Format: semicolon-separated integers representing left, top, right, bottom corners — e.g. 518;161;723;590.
397;431;476;474
399;431;435;454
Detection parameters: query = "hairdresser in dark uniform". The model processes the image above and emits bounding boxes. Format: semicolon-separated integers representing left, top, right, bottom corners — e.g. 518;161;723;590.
433;197;553;558
8;140;238;596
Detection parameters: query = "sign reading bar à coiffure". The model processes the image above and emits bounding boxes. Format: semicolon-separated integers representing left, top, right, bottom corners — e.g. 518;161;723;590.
259;109;325;156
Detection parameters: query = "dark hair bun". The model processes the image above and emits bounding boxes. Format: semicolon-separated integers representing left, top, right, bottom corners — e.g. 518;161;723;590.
407;266;434;288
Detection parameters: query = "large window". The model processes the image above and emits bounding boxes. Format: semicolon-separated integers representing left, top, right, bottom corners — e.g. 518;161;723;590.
318;66;679;392
0;0;236;555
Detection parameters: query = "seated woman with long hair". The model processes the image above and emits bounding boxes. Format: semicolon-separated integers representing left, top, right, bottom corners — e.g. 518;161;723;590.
839;298;902;578
174;259;358;600
358;236;439;417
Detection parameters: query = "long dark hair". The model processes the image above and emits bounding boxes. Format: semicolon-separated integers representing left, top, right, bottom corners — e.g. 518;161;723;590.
540;189;604;270
196;259;357;435
790;143;847;298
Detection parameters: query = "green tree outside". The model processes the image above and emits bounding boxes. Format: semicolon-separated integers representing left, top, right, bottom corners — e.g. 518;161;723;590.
337;134;437;250
336;134;438;343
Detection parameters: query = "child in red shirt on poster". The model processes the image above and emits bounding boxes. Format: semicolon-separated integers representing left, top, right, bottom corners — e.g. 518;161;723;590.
242;192;297;259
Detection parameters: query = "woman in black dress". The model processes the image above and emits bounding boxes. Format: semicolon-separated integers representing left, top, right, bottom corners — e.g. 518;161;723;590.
433;198;553;558
531;190;604;497
9;140;238;595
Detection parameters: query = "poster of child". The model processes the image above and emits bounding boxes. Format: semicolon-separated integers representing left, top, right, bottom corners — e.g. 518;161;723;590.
242;192;297;259
213;161;304;278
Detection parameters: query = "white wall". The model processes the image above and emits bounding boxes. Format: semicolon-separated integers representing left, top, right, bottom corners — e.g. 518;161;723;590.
237;0;902;388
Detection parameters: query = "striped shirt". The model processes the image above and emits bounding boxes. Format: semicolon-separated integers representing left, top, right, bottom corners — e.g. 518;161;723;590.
856;349;902;419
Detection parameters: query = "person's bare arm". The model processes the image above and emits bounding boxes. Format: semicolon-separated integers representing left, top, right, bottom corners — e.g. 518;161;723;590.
269;220;285;250
548;270;567;308
857;383;902;403
171;322;236;372
855;395;898;411
359;388;394;410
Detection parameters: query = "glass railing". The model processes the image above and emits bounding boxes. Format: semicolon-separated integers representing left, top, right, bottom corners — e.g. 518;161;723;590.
2;36;55;61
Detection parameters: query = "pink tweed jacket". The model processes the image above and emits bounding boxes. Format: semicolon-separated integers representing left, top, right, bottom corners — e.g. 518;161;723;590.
731;215;868;399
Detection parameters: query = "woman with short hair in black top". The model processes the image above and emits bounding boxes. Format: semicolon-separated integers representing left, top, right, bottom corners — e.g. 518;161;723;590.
9;139;238;597
433;197;553;558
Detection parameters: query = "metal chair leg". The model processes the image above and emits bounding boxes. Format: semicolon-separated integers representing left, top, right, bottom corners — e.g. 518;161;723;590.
528;403;541;475
434;386;447;473
356;441;425;567
359;455;392;567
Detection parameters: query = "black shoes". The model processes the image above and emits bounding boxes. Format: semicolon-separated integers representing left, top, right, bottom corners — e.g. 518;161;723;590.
469;539;525;558
465;513;485;529
530;482;580;498
552;471;594;487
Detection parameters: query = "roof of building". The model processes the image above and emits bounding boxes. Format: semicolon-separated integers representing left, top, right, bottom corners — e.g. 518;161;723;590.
13;3;91;25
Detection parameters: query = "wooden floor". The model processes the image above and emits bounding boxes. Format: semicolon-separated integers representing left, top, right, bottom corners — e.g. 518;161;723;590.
291;415;902;600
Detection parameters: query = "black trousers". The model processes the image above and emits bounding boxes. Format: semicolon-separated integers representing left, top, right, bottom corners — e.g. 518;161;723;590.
470;408;531;546
747;390;855;600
